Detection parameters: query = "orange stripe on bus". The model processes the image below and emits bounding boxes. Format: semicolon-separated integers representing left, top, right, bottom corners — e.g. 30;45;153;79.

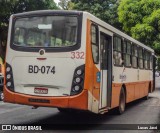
84;19;93;91
111;81;151;108
4;86;15;103
68;90;88;110
4;85;88;110
84;19;100;101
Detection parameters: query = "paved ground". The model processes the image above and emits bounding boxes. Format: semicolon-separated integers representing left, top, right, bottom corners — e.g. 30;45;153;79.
156;76;160;89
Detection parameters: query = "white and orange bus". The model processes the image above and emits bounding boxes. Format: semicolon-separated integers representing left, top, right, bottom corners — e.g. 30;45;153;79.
4;10;156;114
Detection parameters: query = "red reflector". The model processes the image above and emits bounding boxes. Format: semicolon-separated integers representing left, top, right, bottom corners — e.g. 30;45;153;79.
37;58;46;60
34;88;48;94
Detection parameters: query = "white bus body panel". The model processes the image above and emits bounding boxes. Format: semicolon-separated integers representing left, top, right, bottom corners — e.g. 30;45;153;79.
6;14;86;97
12;56;76;96
113;66;152;84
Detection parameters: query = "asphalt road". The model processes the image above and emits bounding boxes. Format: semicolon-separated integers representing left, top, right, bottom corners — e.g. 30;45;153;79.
0;79;160;133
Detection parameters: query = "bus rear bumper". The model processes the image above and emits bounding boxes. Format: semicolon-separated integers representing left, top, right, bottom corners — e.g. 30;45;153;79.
4;86;88;110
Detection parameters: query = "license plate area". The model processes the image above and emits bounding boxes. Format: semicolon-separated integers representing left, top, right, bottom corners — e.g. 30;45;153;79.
28;98;50;103
34;88;48;94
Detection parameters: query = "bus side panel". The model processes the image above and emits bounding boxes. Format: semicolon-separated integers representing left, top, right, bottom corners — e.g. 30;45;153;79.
68;90;88;110
111;80;150;109
91;66;100;113
140;82;146;98
141;82;146;98
92;66;100;100
126;84;135;103
134;83;140;100
126;81;150;102
111;82;151;108
144;81;149;96
111;84;121;108
84;19;100;113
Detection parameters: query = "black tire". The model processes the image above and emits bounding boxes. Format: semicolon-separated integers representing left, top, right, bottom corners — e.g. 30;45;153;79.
0;90;4;101
57;108;69;113
143;95;149;100
143;85;150;100
117;87;126;114
57;108;77;114
143;91;149;100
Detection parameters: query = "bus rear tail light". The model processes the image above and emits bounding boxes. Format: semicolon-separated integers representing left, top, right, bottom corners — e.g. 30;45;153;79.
70;65;85;96
5;63;14;91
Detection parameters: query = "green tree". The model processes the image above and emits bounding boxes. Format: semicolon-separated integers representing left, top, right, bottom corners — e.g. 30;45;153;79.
71;0;122;30
118;0;160;55
0;0;58;26
58;0;74;10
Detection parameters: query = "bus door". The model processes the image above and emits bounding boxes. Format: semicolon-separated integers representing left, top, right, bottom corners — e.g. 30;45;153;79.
99;30;112;109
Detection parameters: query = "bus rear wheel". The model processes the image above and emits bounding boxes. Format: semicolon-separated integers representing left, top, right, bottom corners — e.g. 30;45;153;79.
57;108;77;113
57;108;68;113
143;90;149;100
143;84;150;100
118;87;126;114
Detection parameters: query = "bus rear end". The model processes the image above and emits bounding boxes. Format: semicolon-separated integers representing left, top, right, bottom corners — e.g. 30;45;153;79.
4;10;88;111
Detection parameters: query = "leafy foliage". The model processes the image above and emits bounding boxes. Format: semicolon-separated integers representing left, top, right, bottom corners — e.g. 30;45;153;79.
0;0;58;26
118;0;160;55
71;0;122;30
58;0;74;10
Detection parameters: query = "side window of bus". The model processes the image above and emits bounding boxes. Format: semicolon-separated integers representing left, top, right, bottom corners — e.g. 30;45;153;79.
123;40;131;67
138;47;144;69
132;44;138;68
91;24;99;64
113;36;122;66
144;50;150;69
144;50;147;69
150;54;153;70
147;52;151;69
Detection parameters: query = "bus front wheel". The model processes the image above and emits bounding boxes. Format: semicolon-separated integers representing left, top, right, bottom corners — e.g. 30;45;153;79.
118;87;126;114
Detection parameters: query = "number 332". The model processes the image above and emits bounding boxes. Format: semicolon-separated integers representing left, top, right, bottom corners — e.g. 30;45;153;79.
71;52;84;59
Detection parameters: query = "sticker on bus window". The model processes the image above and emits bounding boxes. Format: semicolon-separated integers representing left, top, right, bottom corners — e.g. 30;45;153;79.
38;24;52;29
